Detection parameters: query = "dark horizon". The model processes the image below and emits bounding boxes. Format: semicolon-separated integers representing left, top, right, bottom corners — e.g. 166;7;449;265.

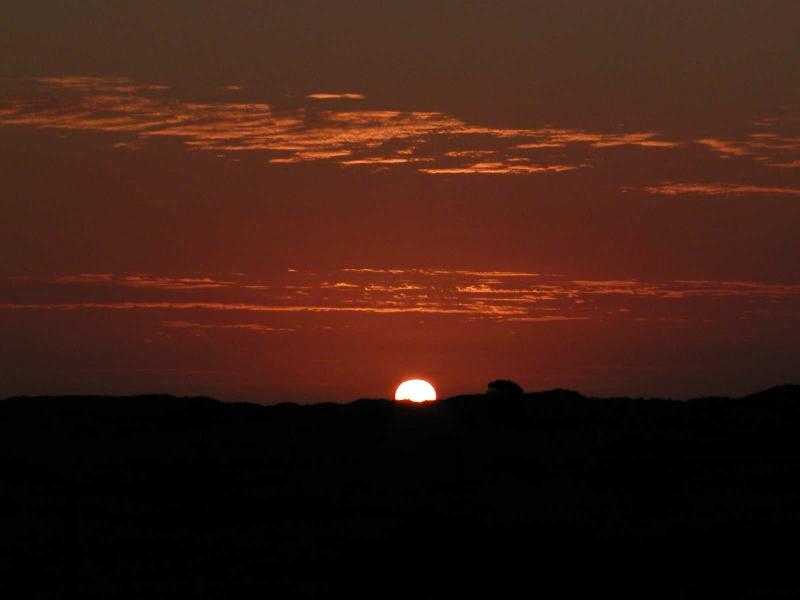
5;383;800;597
4;381;799;406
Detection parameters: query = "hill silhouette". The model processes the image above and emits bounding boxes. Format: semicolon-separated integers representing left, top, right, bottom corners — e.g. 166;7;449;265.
2;386;800;598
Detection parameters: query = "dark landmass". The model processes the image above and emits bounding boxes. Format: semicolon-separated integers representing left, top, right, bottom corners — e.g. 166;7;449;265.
3;386;800;598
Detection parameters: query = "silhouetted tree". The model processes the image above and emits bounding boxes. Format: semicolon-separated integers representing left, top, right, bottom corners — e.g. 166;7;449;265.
487;380;524;395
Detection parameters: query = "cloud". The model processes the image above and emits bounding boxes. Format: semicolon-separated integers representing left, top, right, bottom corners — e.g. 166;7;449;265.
48;273;234;289
569;279;800;299
0;301;529;317
321;282;359;289
364;283;424;292
341;268;408;274
162;320;294;333
773;160;800;169
306;92;366;100
517;130;678;149
3;76;796;182
696;121;800;168
340;157;417;165
3;270;800;330
629;183;800;196
0;76;678;175
31;76;170;94
420;162;582;175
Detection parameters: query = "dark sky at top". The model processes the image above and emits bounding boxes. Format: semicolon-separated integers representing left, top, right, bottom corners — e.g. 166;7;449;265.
1;1;799;402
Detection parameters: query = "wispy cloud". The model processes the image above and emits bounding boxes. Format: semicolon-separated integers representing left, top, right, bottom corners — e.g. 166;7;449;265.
0;76;678;175
516;130;677;149
3;270;800;330
0;301;529;317
47;273;235;289
3;76;796;186
162;320;294;333
340;157;421;165
420;162;582;175
629;183;800;196
341;268;541;277
30;76;170;94
306;92;365;100
773;159;800;169
697;120;800;168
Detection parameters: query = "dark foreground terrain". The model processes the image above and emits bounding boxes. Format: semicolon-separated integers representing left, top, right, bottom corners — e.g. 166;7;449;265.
3;386;800;598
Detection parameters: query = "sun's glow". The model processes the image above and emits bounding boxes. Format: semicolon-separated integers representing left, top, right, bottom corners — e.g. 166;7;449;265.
394;379;437;402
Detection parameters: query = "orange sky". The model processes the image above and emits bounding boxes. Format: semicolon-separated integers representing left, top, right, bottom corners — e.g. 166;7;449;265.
1;2;799;401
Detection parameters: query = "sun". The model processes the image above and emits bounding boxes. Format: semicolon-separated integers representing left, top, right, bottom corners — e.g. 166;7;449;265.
394;379;437;403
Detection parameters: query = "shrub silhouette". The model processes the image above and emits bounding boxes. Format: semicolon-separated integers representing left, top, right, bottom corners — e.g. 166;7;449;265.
487;379;524;395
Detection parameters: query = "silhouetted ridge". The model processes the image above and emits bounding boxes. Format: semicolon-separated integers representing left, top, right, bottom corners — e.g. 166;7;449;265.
745;384;800;403
1;385;799;598
0;394;220;419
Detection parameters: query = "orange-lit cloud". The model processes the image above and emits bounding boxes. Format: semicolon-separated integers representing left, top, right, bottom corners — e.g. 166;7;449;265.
773;160;800;169
49;273;235;289
3;270;800;331
0;301;529;317
162;321;294;333
420;162;582;175
306;92;366;100
3;76;797;192
0;76;680;175
516;130;678;149
321;282;360;289
630;183;800;196
31;76;170;94
697;123;800;168
341;268;408;274
340;157;418;165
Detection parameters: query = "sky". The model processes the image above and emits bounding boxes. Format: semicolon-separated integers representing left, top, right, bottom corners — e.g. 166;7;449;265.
1;1;799;402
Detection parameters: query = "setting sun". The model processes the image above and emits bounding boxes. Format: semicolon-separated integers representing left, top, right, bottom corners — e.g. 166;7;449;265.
394;379;437;403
